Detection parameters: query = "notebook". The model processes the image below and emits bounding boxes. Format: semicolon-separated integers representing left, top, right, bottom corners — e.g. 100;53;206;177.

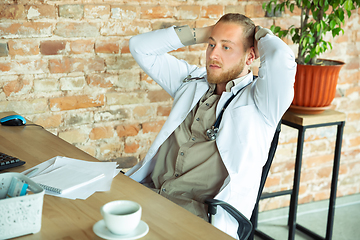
30;164;105;194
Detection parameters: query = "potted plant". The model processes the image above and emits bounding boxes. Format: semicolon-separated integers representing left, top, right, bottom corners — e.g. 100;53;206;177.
263;0;360;114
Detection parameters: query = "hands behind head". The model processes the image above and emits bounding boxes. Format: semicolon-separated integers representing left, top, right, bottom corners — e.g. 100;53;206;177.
253;26;261;59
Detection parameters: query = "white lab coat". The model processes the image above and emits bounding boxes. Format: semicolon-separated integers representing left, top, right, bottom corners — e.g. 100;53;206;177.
126;27;296;239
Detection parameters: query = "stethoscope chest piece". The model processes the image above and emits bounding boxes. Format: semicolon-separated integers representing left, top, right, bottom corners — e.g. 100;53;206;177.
206;127;219;141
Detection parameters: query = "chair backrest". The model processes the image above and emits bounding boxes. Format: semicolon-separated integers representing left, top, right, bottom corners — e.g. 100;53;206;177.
206;121;282;240
249;121;281;239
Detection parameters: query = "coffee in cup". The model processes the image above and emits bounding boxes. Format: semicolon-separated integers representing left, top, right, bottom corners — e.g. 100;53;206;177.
101;200;142;235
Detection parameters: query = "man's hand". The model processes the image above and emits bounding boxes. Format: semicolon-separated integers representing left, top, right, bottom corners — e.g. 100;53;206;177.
254;26;261;59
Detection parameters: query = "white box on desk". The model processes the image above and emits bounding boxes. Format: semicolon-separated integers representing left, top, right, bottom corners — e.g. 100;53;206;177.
0;172;44;239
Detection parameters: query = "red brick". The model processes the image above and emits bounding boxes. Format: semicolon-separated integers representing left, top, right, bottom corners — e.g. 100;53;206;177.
49;58;71;74
59;4;84;19
317;166;332;178
201;5;223;19
345;86;360;97
0;62;11;72
70;39;94;54
157;105;171;116
124;141;139;153
40;40;67;55
147;89;172;103
338;70;359;85
301;170;316;182
133;106;155;119
175;5;201;20
49;57;105;73
344;57;360;70
299;186;310;198
26;5;56;19
86;74;114;88
225;5;245;15
8;39;40;56
33;114;62;128
314;190;331;201
304;154;334;168
141;6;174;19
298;194;313;204
264;175;281;188
1;59;47;74
275;17;301;30
101;21;150;36
284;5;302;16
111;5;137;20
346;43;359;56
3;79;31;97
348;112;360;121
90;126;114;140
0;22;52;38
116;124;140;137
95;39;119;54
84;5;110;19
349;136;360;148
140;73;155;85
195;19;218;28
245;2;266;18
49;94;105;111
0;5;26;20
334;33;348;43
120;39;130;54
142;120;166;133
54;22;99;38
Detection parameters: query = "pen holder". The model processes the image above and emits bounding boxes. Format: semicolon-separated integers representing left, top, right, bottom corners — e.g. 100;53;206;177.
0;172;45;239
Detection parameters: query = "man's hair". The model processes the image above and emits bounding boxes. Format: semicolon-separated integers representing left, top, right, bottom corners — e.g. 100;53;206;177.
216;13;256;51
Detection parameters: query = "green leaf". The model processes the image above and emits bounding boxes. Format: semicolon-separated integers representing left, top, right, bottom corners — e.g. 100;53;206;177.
290;3;295;12
316;23;321;33
330;20;336;29
344;0;354;10
267;3;273;13
328;42;333;50
270;25;275;33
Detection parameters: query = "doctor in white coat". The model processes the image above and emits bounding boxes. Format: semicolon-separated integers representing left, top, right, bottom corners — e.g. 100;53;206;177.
125;13;296;239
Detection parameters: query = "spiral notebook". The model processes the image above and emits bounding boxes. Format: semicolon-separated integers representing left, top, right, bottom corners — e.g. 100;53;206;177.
30;164;105;194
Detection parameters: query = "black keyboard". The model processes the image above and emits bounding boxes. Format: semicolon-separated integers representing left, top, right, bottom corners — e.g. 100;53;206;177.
0;152;26;171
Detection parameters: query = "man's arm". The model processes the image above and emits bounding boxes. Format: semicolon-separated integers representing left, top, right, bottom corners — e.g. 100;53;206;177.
253;27;296;126
129;26;212;98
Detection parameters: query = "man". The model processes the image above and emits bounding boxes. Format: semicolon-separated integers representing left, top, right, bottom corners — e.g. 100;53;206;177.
126;13;296;238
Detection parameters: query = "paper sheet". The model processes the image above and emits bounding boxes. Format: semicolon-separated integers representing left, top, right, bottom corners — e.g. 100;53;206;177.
22;156;121;200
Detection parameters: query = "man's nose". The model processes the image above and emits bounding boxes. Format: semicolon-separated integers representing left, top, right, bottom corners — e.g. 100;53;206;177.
209;46;220;60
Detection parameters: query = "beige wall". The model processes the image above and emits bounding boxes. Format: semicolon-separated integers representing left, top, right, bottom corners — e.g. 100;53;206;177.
0;0;359;211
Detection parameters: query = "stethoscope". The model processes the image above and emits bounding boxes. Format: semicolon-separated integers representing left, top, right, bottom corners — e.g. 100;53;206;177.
183;75;252;141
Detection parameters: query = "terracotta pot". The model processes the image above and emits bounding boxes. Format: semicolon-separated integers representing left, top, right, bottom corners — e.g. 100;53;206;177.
289;59;345;114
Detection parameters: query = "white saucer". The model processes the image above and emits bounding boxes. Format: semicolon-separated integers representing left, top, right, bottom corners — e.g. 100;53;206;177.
93;220;149;240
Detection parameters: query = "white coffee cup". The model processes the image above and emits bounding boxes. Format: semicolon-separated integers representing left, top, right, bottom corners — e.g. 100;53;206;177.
100;200;142;235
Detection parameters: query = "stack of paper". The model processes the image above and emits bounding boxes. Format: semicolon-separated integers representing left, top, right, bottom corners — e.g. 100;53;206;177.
22;156;121;200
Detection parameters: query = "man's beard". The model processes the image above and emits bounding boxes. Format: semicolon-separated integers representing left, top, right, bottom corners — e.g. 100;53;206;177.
206;59;245;84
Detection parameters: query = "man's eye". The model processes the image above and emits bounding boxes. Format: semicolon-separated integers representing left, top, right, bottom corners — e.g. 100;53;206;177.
224;46;230;50
209;43;215;48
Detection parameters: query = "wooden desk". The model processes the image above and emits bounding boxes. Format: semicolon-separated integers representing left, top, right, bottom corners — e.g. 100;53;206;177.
0;112;233;240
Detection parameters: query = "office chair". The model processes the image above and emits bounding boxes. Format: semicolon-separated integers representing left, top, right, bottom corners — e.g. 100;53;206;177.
206;122;282;240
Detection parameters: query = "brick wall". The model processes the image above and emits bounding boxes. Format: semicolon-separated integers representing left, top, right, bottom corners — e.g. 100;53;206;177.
0;0;359;211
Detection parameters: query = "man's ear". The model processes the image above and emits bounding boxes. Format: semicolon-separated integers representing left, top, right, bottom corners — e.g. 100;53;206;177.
246;47;256;66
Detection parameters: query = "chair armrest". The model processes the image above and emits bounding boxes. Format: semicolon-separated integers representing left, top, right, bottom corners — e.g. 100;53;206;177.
205;199;252;240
